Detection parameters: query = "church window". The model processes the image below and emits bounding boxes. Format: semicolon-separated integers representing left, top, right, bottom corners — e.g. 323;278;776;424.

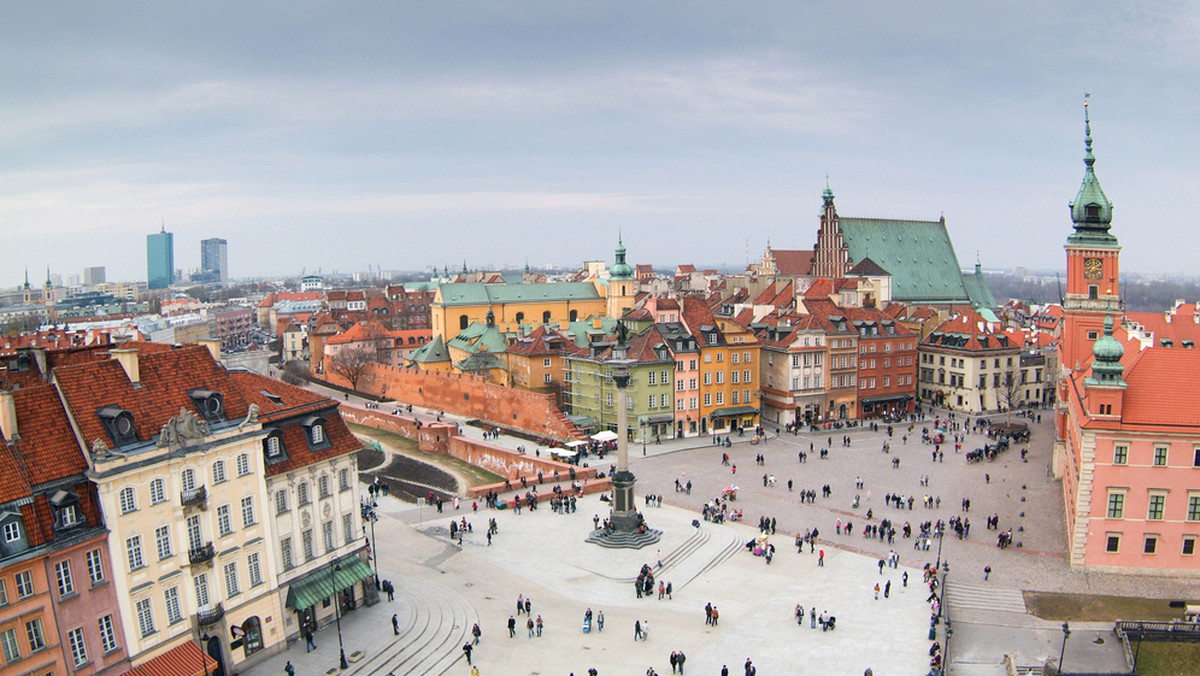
459;315;469;330
542;311;551;323
1088;286;1098;300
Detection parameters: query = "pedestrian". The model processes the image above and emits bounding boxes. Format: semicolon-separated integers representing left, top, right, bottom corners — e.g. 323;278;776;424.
810;607;816;628
516;594;524;615
392;613;399;635
525;598;532;615
744;658;755;676
285;661;295;676
670;651;678;674
598;610;605;632
711;606;719;626
635;619;643;640
722;667;729;676
874;583;880;600
818;549;824;566
984;565;991;581
677;650;686;674
472;622;481;644
705;603;713;625
536;614;543;636
659;581;665;600
903;570;909;587
304;627;316;652
471;667;479;676
666;581;673;599
508;615;516;638
527;617;534;638
462;642;473;665
885;580;891;598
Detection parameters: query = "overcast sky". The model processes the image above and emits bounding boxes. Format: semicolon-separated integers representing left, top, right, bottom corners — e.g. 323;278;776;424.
3;1;1197;285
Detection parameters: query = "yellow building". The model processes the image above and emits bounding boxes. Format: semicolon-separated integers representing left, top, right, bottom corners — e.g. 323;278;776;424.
681;298;761;435
430;281;606;342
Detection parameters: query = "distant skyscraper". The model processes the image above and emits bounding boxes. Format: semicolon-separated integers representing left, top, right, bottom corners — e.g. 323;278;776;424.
83;266;106;285
147;227;174;289
200;237;229;282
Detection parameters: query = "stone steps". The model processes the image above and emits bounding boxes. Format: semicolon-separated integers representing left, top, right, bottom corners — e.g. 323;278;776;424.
348;578;476;676
944;580;1027;614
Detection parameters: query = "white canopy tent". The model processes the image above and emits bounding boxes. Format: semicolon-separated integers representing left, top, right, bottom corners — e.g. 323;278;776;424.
591;430;618;442
564;440;588;448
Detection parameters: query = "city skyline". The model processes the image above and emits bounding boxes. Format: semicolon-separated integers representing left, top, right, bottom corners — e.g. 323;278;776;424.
3;2;1198;284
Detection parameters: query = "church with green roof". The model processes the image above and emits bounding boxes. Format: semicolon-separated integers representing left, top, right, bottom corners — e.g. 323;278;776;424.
810;184;996;309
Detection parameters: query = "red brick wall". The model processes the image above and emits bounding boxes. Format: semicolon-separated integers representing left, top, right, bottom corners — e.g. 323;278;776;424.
323;360;583;442
339;407;452;454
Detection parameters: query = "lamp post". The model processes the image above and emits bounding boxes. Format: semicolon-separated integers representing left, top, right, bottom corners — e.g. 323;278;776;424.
641;420;646;456
1058;622;1071;674
330;557;348;670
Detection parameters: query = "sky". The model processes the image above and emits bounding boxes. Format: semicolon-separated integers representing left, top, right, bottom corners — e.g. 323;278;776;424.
2;1;1198;285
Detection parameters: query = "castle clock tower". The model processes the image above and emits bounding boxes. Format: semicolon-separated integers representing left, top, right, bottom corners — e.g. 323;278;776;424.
1062;99;1121;373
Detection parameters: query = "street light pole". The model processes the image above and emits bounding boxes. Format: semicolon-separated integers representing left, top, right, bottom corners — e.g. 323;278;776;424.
1058;622;1071;674
361;504;379;587
330;557;348;670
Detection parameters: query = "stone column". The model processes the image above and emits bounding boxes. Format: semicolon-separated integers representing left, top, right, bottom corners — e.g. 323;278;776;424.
609;352;639;532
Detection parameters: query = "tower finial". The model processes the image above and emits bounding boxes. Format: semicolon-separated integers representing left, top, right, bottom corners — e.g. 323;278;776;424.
1083;92;1094;167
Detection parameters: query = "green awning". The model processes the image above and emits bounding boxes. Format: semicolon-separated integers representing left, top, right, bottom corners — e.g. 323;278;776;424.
710;406;758;418
285;557;374;610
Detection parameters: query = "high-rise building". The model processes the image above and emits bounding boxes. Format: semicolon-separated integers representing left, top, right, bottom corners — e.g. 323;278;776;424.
201;237;229;282
83;266;106;285
146;227;174;289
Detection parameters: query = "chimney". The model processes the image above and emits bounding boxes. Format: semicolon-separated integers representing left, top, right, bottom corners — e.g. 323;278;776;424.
197;339;222;362
0;390;15;442
110;348;140;384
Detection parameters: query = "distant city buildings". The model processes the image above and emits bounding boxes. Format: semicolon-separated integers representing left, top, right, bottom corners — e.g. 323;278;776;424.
200;237;229;283
83;266;106;285
146;227;174;289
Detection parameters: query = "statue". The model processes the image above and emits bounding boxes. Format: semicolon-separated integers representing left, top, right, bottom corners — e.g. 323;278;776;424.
238;403;260;429
157;408;211;448
615;320;628;347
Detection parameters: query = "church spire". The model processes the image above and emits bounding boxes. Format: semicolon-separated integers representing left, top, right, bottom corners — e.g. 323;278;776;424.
1069;94;1116;245
1087;309;1126;387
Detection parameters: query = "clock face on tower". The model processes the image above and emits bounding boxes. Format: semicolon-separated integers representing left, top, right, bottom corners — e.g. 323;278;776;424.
1083;257;1103;280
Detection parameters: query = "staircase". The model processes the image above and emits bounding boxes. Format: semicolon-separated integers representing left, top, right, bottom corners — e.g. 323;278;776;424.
944;581;1027;614
348;578;477;676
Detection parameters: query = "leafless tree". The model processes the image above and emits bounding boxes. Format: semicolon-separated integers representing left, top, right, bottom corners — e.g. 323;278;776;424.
328;346;378;392
996;369;1022;425
279;361;309;386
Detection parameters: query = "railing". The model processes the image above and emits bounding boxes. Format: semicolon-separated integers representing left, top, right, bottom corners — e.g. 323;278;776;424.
188;542;215;566
1116;620;1200;642
196;602;224;627
181;485;208;509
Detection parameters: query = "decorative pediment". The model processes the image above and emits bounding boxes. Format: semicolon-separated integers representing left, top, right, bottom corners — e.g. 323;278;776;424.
158;407;211;448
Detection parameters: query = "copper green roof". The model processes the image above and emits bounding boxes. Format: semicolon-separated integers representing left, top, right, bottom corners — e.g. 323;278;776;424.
609;237;634;280
447;322;509;355
1068;102;1118;247
838;217;973;304
1086;312;1126;387
437;282;601;307
962;260;998;310
407;334;450;364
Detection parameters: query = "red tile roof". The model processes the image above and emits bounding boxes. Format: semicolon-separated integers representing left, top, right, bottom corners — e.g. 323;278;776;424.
123;641;217;676
11;385;89;484
1119;347;1200;427
1125;304;1200;346
228;370;342;423
770;249;814;276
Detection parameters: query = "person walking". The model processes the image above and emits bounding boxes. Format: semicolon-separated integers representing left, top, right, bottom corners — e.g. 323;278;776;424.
984;565;992;581
536;615;543;637
392;613;399;635
677;650;686;674
874;583;880;600
885;580;891;598
818;549;824;566
462;642;473;665
634;619;644;640
597;610;605;632
284;661;295;676
304;627;316;652
508;615;516;638
472;622;481;644
527;617;535;638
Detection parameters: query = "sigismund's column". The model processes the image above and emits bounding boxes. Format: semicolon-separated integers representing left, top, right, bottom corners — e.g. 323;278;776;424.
607;337;639;532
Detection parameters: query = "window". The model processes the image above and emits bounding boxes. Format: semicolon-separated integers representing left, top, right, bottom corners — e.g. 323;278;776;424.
155;525;173;559
1144;535;1158;555
648;394;656;408
150;478;166;504
69;627;88;666
164;586;182;624
715;392;724;405
715;372;724;384
731;371;739;384
237;453;251;477
302;530;314;561
86;549;104;585
136;598;155;637
0;580;6;605
298;482;310;505
276;491;288;514
1189;495;1200;521
2;522;19;544
339;469;350;491
280;537;293;570
743;370;751;383
703;373;712;385
647;371;656;385
98;616;118;653
703;393;711;406
1195;447;1200;467
217;505;232;536
319;475;330;498
194;573;209;607
126;535;144;570
343;513;354;545
181;468;195;491
248;553;263;587
1154;446;1168;466
1113;445;1128;464
265;435;283;459
323;521;335;552
311;424;325;445
224;561;241;597
186;515;202;551
55;560;74;597
25;618;44;652
0;629;16;663
213;460;227;484
1148;494;1166;520
544;373;552;384
241;496;257;528
1185;537;1197;556
1096;486;1126;517
119;487;136;514
732;391;739;404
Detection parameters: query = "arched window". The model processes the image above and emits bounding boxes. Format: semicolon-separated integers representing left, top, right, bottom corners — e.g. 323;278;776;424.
515;312;525;323
298;482;310;506
542;311;551;323
150;478;166;504
212;461;227;484
569;310;578;322
236;453;251;477
242;616;264;655
459;315;469;330
181;468;195;492
119;487;137;514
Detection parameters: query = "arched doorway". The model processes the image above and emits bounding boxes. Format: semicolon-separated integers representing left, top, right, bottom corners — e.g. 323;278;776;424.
206;634;226;676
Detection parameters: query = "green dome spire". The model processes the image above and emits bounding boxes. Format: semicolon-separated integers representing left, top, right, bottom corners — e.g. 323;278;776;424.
1089;311;1126;386
822;176;835;206
1069;96;1117;246
609;234;634;280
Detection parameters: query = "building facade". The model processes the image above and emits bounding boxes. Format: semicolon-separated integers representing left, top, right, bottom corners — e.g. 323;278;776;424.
146;228;174;290
200;238;229;283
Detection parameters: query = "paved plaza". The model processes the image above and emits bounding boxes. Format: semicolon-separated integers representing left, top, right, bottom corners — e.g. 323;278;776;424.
249;391;1193;675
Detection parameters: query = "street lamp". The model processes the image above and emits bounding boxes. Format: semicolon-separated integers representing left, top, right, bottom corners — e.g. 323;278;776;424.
641;420;646;456
329;557;349;670
1058;622;1071;674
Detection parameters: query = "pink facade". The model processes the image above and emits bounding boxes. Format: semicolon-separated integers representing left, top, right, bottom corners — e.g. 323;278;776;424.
45;535;131;674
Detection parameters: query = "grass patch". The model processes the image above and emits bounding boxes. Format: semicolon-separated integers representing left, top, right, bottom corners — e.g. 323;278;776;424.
1134;642;1200;676
348;423;503;488
1024;591;1193;622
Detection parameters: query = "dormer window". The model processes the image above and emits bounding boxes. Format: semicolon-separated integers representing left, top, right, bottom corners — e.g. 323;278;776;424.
302;417;329;449
1086;204;1100;220
50;490;83;531
263;430;287;464
97;406;137;446
188;389;225;422
0;512;28;556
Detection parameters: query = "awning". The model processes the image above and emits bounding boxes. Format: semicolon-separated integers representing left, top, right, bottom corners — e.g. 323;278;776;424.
860;394;913;405
642;414;674;424
564;440;588;448
285;557;374;610
591;430;618;442
710;406;758;418
549;448;578;457
122;641;218;676
567;415;595;430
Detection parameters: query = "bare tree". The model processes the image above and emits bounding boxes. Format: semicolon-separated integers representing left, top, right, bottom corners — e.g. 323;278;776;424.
279;361;309;386
328;346;378;392
996;369;1022;425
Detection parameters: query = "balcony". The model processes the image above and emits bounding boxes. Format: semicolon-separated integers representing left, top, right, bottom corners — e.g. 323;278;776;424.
196;602;224;627
188;542;215;567
181;485;208;510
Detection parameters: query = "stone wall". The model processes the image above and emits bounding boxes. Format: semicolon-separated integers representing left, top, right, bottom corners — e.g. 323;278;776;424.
323;359;583;442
